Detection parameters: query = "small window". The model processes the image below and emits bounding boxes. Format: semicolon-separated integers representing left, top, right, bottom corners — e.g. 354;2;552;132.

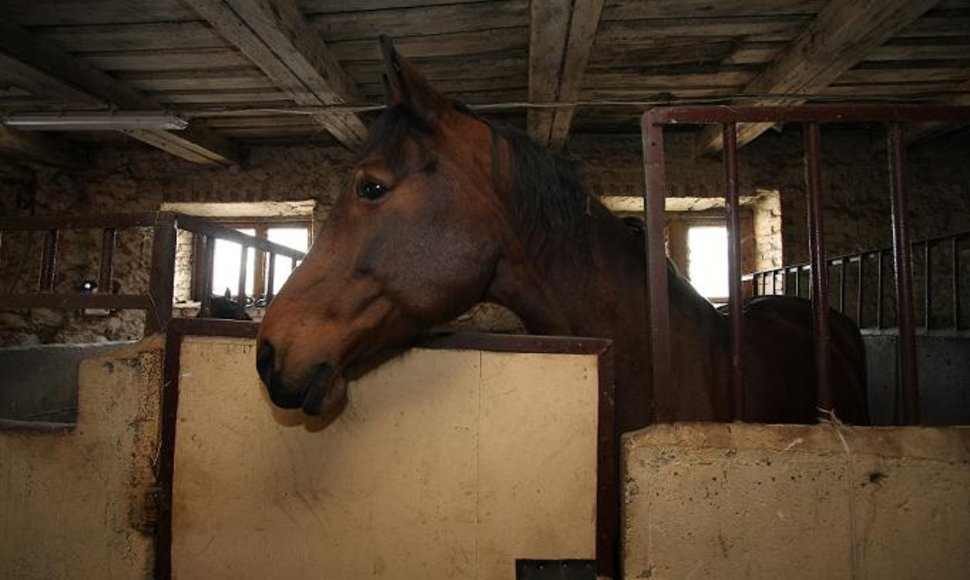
687;225;729;302
208;224;310;297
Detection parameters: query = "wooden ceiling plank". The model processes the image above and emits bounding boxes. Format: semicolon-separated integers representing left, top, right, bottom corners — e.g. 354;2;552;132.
0;0;196;26
528;0;572;146
184;0;367;147
696;0;943;154
0;22;238;165
329;28;529;61
549;0;604;150
308;1;527;43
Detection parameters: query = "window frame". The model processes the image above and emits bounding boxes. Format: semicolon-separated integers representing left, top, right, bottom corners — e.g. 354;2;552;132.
190;217;312;301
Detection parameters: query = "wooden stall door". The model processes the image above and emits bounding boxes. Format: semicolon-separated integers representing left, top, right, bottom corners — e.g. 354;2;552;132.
171;336;605;579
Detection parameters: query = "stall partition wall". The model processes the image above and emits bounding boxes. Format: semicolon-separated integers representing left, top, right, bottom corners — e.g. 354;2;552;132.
161;321;615;580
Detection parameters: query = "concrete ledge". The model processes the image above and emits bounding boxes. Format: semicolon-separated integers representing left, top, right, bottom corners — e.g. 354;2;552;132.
622;423;970;580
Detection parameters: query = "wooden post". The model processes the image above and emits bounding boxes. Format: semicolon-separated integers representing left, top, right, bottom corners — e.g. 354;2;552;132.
146;213;177;335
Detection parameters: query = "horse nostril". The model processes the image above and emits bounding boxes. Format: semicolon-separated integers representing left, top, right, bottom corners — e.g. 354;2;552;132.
256;340;275;386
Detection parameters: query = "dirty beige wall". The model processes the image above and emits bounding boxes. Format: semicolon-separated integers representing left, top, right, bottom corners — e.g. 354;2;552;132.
622;423;970;580
172;337;601;580
0;338;163;580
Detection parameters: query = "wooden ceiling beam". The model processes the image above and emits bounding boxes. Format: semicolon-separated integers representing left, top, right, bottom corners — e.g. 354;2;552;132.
184;0;367;148
0;22;239;165
528;1;603;150
905;79;970;144
695;0;941;155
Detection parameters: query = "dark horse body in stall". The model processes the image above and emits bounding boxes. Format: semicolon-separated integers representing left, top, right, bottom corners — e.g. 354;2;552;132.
256;38;868;441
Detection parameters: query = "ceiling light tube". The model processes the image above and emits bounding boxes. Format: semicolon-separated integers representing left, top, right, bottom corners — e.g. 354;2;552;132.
3;112;188;131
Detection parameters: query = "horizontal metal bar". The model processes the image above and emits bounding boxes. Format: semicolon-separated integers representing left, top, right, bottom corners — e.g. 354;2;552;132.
174;214;306;260
0;212;162;231
3;293;151;309
646;104;970;125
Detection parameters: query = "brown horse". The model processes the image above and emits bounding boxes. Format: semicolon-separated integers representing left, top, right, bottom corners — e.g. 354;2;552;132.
256;37;868;439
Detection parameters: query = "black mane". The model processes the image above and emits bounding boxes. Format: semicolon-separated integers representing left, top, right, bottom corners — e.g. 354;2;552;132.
362;102;592;254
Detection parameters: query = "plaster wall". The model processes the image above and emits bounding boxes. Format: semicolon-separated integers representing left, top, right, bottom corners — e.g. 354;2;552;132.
622;423;970;580
0;338;162;580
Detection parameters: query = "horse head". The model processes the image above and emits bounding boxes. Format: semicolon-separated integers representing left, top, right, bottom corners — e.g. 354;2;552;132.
256;37;566;418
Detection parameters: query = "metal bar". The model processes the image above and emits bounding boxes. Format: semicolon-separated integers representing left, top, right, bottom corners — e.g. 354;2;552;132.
641;115;673;421
888;123;920;425
38;229;58;292
954;237;961;330
201;235;216;313
752;273;760;297
0;212;161;232
4;293;151;309
805;123;833;413
98;228;116;293
877;251;884;329
795;265;801;298
857;253;865;327
924;242;932;330
646;104;970;125
773;270;779;295
266;251;277;301
723;122;745;420
146;214;177;335
839;259;846;313
176;214;305;260
237;242;248;299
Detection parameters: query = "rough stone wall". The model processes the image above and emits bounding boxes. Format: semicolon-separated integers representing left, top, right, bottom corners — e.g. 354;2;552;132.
0;144;354;345
1;126;968;344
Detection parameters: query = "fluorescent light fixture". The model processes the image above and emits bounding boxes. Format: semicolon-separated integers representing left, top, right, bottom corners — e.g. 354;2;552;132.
3;112;188;131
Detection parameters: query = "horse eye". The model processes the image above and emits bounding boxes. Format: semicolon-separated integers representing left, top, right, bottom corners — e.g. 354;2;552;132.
357;179;389;201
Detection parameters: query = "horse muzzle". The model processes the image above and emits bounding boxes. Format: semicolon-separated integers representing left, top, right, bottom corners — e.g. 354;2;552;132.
256;340;348;416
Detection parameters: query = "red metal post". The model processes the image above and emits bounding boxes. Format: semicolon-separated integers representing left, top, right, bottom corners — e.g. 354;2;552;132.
723;122;745;420
857;255;865;327
954;237;961;330
923;242;932;330
641;115;673;421
805;123;834;413
887;123;920;424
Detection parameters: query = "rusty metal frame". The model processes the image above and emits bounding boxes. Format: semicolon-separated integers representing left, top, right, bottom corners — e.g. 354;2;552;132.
640;104;970;426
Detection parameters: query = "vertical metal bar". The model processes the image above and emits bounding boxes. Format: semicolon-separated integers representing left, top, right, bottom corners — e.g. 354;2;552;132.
888;123;920;425
723;122;745;420
200;235;215;313
146;214;177;335
877;251;885;329
39;229;58;292
839;259;846;313
99;228;116;293
857;254;865;327
266;252;277;302
641;116;673;421
953;237;961;330
805;122;833;413
237;243;248;299
795;266;802;298
752;273;760;297
923;242;932;330
772;270;779;295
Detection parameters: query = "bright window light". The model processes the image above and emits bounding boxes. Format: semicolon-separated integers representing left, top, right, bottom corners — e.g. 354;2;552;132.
267;227;309;294
687;225;729;300
212;229;256;296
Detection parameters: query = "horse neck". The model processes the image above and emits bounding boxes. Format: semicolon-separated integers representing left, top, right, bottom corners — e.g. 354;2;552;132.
489;197;728;430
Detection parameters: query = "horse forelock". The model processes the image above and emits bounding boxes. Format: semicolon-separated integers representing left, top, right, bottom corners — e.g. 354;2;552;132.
359;104;438;177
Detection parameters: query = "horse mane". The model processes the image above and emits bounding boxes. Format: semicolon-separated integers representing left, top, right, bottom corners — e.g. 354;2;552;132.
362;102;592;256
488;122;592;256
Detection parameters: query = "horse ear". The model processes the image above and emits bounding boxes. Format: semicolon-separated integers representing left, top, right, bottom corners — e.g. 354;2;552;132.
224;287;232;300
379;34;447;121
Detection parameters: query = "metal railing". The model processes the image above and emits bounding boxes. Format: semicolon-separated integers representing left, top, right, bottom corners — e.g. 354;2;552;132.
0;211;306;335
748;230;969;333
642;104;970;426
